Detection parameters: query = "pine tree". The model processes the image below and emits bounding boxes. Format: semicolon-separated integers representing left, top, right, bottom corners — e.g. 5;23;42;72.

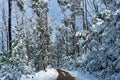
31;0;51;71
57;0;83;55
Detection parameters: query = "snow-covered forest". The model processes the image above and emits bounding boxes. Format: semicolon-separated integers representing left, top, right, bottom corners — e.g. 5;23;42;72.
0;0;120;80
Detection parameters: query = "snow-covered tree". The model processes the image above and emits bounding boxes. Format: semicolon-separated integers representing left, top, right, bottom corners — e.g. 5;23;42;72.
58;0;83;54
31;0;52;71
79;9;120;80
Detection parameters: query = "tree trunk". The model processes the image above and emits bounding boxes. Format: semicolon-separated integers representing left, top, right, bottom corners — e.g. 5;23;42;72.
8;0;12;55
83;0;85;30
85;0;88;30
71;11;76;54
66;32;69;54
1;31;4;51
1;2;6;51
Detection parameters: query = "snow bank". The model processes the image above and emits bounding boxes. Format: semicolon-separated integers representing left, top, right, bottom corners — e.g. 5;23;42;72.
76;71;98;80
59;69;99;80
20;68;58;80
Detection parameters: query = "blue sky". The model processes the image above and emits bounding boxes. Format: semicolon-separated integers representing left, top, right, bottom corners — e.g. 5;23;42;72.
49;0;63;22
49;0;64;42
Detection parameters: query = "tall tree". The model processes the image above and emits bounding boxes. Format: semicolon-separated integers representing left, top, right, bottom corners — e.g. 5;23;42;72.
8;0;12;55
1;1;7;51
31;0;51;71
58;0;82;54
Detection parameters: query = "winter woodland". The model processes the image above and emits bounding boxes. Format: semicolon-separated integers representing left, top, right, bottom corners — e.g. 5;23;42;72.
0;0;120;80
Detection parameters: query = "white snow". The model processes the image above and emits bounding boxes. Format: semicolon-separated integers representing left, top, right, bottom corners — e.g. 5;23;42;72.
20;68;59;80
20;68;100;80
43;0;49;3
114;9;120;15
76;72;98;80
34;68;58;80
75;31;81;36
61;70;99;80
91;18;104;32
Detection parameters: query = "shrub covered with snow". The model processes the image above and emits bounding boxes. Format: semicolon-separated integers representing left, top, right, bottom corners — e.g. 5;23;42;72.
0;52;33;80
79;9;120;80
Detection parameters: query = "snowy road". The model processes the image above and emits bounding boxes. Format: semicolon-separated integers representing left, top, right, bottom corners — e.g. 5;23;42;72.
20;69;99;80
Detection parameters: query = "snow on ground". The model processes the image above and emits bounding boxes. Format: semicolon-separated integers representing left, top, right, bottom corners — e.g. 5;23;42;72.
20;68;58;80
34;68;58;80
20;68;99;80
75;71;99;80
64;70;99;80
